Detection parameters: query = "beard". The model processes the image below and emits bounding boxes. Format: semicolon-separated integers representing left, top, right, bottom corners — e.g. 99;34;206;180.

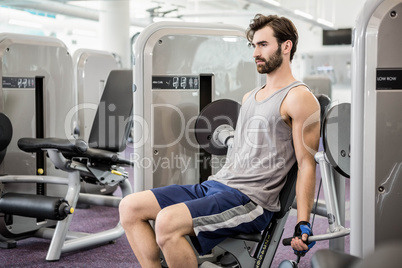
256;46;283;74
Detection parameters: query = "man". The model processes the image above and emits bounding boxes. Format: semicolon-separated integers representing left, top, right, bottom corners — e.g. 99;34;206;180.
119;14;320;267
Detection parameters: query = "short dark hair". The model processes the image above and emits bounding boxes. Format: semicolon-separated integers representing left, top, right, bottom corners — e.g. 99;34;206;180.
246;14;299;61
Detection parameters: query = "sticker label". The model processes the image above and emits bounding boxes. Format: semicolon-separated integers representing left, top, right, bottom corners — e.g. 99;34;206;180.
376;69;402;90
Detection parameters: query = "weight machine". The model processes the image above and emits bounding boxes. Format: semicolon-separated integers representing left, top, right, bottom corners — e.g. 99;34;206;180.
0;33;133;261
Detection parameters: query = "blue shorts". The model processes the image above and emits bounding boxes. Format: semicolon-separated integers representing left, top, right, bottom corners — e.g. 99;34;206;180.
150;180;273;255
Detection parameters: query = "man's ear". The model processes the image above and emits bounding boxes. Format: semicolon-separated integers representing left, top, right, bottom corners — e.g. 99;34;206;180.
282;40;293;55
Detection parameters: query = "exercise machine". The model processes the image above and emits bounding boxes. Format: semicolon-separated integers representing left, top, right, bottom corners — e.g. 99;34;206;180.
193;96;350;268
311;0;402;266
280;101;351;268
350;0;402;257
133;21;352;267
73;48;121;195
73;48;120;142
132;21;261;265
0;65;133;260
0;33;77;240
132;21;261;194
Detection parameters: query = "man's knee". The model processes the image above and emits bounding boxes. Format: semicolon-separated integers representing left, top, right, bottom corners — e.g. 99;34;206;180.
154;205;193;249
119;190;161;228
119;194;138;227
119;192;148;228
154;209;178;248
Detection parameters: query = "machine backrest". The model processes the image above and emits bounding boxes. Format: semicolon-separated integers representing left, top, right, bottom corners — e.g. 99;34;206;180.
316;94;331;130
274;94;331;220
274;162;298;219
0;113;13;166
88;70;133;152
322;102;351;178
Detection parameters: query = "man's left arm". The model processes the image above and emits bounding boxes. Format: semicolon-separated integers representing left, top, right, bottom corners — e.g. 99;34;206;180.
286;87;321;253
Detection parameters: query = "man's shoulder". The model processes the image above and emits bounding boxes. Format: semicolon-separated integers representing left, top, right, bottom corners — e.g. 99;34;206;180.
285;85;319;118
287;84;315;101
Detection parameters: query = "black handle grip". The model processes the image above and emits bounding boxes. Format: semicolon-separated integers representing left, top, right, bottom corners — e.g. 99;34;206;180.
282;236;305;246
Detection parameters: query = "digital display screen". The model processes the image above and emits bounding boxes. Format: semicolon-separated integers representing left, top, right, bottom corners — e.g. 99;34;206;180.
152;75;199;90
2;77;35;88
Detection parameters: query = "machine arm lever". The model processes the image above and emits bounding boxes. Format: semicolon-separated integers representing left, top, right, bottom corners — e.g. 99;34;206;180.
18;137;132;166
18;137;88;154
282;227;350;246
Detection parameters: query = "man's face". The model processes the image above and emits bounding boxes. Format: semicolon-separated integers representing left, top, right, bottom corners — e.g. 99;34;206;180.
251;26;283;74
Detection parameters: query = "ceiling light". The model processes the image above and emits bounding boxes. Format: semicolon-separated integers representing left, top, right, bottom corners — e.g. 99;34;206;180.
153;17;182;22
262;0;280;7
223;37;239;42
294;10;314;20
317;18;334;28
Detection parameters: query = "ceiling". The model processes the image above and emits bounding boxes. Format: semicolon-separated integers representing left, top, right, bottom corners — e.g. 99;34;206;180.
0;0;340;30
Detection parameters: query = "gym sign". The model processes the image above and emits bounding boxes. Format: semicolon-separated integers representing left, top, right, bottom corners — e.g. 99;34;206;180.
376;69;402;90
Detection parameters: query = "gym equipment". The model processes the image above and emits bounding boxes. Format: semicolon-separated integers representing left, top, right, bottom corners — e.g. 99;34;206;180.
73;48;120;142
132;21;261;194
312;0;402;265
161;94;338;268
0;33;76;176
0;113;12;164
311;241;402;268
351;0;402;258
133;21;352;267
0;33;77;241
132;21;260;265
0;69;133;261
280;101;351;267
73;48;120;195
195;99;241;156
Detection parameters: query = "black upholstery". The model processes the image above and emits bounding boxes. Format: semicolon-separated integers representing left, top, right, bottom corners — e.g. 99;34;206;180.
18;138;88;154
274;162;298;220
88;69;133;152
17;70;133;166
0;113;13;165
315;94;331;132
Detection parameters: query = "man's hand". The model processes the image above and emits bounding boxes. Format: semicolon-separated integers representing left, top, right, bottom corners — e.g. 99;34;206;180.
290;221;316;256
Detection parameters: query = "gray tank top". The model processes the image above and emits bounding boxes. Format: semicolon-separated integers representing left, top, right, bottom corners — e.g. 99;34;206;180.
209;81;305;212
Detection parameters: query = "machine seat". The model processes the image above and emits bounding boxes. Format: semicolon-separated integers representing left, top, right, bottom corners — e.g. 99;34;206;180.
17;137;131;166
17;69;133;168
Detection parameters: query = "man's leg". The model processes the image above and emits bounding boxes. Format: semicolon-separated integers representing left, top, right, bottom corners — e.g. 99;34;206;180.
119;190;162;267
154;203;198;268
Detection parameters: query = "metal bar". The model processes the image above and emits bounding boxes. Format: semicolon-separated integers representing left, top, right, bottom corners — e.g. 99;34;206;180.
315;152;342;233
45;171;81;261
330;171;346;251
